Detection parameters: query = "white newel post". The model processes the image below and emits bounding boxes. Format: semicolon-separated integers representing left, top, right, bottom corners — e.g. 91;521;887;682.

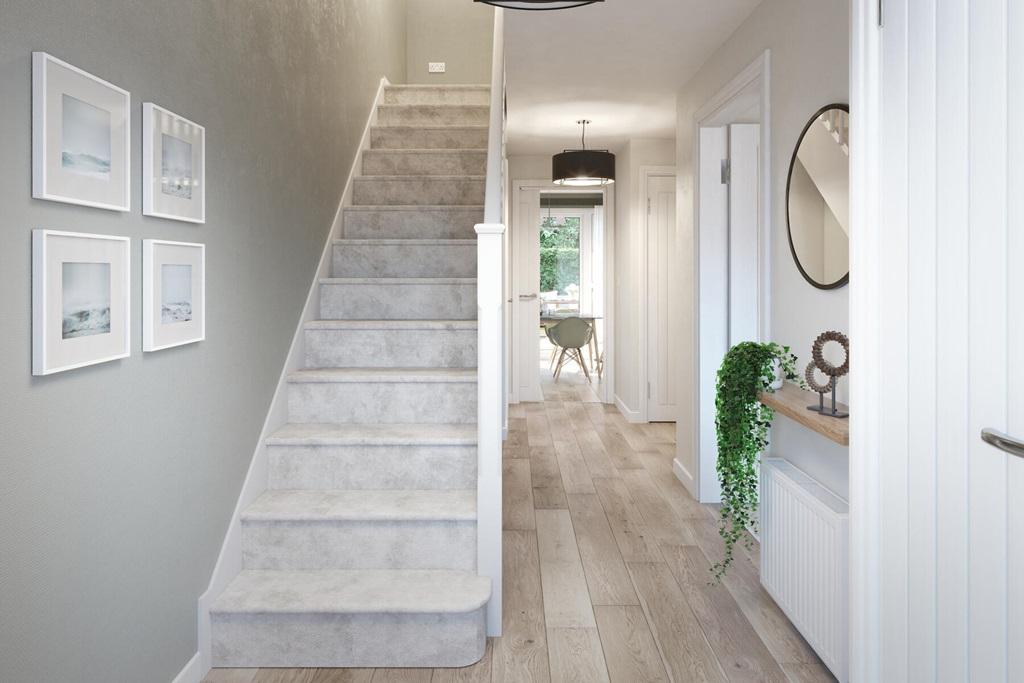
476;222;504;637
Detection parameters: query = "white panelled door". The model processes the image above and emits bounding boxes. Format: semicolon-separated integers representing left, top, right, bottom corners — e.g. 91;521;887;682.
514;188;542;403
727;123;760;345
646;174;677;422
857;0;1023;678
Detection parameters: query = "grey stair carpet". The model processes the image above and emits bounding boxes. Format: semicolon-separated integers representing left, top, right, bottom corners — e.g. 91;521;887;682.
210;84;489;668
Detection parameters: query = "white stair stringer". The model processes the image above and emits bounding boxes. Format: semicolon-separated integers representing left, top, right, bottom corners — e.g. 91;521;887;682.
209;84;490;668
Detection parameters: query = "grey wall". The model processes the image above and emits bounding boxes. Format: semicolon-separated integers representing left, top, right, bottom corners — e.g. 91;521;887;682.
675;0;850;497
0;2;407;682
406;0;493;84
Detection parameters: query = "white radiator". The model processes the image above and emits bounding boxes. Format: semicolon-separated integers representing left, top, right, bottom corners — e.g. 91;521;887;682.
760;458;848;682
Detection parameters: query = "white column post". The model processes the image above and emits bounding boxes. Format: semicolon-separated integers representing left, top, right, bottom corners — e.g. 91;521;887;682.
476;222;505;637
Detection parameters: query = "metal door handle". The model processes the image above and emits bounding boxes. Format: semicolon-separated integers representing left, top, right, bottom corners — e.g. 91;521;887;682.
519;293;538;301
981;428;1024;459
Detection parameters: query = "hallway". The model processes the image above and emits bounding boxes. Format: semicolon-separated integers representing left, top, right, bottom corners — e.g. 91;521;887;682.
206;373;832;683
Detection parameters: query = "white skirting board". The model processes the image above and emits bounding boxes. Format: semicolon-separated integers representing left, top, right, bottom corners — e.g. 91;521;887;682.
760;457;849;682
175;77;391;683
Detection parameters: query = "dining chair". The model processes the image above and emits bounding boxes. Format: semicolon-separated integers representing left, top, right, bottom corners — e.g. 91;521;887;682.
548;317;594;383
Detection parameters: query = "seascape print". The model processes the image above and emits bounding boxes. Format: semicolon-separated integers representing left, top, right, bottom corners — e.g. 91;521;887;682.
61;95;111;179
62;262;111;339
161;134;193;199
161;264;193;324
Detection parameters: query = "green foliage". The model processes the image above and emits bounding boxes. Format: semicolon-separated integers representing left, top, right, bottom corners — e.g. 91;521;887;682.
712;341;800;579
540;217;580;293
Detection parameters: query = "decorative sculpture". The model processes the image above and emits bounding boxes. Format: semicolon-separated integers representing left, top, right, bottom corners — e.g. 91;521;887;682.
806;330;849;418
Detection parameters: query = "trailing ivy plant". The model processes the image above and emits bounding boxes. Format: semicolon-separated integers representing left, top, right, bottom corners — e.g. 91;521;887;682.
711;341;800;580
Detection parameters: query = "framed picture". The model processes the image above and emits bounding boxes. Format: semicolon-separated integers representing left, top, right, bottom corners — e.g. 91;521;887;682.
143;104;205;223
32;230;131;375
143;240;205;351
32;52;131;211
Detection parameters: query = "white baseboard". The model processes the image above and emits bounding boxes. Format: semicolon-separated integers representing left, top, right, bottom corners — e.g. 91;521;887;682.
170;652;202;683
192;76;390;677
614;394;644;423
672;457;698;499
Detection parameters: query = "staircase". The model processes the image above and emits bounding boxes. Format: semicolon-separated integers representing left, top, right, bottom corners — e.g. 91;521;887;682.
210;84;492;668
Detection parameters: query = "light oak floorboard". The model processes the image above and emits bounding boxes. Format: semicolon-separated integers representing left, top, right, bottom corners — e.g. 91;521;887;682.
621;469;698;546
546;628;610;683
660;544;787;681
503;458;536;530
535;509;597;628
566;493;639;606
311;670;375;683
254;671;318;683
492;530;550;683
592;477;665;563
552;438;597;495
594;605;669;683
572;429;619;480
530;444;568;510
627;561;727;682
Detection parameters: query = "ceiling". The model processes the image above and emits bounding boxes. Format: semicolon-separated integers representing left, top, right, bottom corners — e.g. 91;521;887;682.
504;0;762;154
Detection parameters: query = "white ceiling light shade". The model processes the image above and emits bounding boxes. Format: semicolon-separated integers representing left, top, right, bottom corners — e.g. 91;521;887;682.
552;120;615;186
475;1;603;10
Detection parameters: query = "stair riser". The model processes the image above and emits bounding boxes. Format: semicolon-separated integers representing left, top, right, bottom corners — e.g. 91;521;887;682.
288;380;477;423
362;151;487;176
377;105;489;127
242;520;476;570
371;127;488;150
212;608;486;668
343;208;481;239
384;88;490;106
304;327;477;368
320;282;476;320
353;178;485;206
332;243;477;278
268;444;477;490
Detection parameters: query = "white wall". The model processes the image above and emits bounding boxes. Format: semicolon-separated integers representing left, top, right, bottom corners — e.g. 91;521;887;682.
406;0;493;84
613;139;676;420
676;0;850;497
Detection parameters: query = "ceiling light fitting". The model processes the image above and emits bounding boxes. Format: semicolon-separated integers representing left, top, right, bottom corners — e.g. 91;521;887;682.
552;120;615;187
474;1;603;11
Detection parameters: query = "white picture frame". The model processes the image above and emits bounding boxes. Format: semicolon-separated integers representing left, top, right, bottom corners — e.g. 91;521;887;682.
32;230;131;375
143;240;206;351
143;103;206;223
32;52;131;211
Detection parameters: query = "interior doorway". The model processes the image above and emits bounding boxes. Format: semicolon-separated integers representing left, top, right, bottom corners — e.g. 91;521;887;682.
688;52;771;503
511;182;614;404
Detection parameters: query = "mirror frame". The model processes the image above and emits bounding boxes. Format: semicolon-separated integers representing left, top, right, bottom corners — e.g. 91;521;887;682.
785;102;850;290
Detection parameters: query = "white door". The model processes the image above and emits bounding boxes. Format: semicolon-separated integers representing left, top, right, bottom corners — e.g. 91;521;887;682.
854;0;1024;678
646;174;677;422
727;123;760;345
514;188;542;403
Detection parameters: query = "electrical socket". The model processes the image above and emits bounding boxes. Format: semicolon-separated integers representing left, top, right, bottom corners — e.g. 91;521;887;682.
428;62;446;73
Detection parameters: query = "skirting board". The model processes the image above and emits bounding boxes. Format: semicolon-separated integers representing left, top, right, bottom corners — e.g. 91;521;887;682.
672;457;698;499
186;76;391;683
614;394;644;423
171;652;202;683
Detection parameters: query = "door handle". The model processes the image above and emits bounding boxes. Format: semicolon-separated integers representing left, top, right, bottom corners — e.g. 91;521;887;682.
519;293;538;301
981;428;1024;459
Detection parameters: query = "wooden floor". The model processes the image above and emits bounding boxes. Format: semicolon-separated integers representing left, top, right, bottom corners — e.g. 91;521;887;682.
205;368;834;683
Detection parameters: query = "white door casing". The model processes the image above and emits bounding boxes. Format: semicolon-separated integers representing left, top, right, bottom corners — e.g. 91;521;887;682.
514;187;542;403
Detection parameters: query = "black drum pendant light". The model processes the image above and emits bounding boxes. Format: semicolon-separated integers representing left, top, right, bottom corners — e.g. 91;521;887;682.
553;120;615;187
475;1;603;10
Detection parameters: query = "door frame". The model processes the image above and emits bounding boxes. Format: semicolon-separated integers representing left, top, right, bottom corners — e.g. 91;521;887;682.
638;165;678;423
682;50;772;503
509;179;616;404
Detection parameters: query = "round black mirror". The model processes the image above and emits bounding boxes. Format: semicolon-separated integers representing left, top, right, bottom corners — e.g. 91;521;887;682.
786;104;850;289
